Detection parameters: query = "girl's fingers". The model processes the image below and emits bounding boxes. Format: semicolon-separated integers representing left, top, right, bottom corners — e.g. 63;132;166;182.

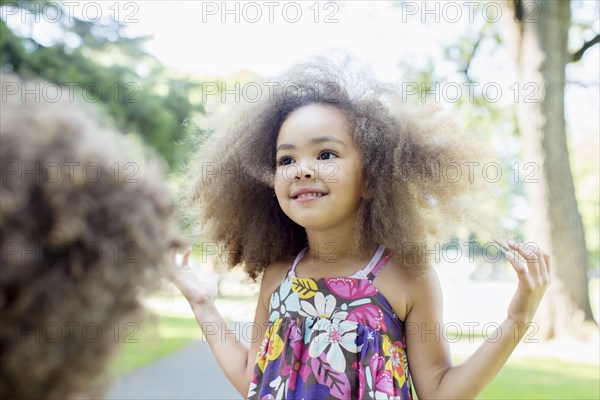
508;240;541;278
537;248;551;283
182;247;192;266
168;247;178;263
506;240;552;289
165;246;193;271
530;243;551;285
503;249;528;277
535;246;549;281
524;242;542;279
543;252;552;276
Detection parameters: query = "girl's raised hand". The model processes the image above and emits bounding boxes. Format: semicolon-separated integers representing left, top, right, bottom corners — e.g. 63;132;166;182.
501;240;551;326
163;246;218;308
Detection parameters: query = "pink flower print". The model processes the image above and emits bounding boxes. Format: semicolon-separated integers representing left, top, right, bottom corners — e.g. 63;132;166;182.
326;277;378;299
347;304;387;331
369;355;395;395
374;370;394;395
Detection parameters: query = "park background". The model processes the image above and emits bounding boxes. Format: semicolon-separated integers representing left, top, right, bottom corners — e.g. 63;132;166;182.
1;1;598;399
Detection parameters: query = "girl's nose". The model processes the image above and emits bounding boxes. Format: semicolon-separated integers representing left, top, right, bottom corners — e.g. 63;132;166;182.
295;161;315;180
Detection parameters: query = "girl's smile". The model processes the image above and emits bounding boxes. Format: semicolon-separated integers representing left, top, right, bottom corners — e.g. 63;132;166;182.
290;186;328;202
293;193;326;202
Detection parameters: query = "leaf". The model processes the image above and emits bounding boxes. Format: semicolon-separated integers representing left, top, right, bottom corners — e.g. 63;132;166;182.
310;354;351;398
291;278;318;299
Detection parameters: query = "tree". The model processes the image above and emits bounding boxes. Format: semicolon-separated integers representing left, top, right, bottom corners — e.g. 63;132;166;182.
393;0;598;335
0;0;202;169
500;0;598;335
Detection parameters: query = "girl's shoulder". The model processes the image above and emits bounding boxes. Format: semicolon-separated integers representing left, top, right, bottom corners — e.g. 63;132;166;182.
373;258;439;322
262;257;293;284
257;255;296;307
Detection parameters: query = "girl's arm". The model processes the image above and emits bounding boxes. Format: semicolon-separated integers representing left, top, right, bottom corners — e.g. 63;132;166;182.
406;241;551;400
165;248;280;397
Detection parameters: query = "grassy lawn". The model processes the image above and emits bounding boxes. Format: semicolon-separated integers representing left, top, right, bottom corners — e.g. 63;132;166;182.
479;357;599;400
107;313;200;377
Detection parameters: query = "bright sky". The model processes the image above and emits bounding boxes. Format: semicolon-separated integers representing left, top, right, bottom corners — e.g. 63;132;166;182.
3;0;598;136
131;1;466;80
127;0;597;137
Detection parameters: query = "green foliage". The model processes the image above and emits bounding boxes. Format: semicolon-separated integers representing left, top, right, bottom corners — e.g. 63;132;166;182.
479;357;600;399
397;9;598;272
0;0;202;169
107;313;200;377
398;43;525;248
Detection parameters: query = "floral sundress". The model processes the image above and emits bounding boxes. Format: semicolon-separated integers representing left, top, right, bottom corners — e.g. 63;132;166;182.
248;245;413;400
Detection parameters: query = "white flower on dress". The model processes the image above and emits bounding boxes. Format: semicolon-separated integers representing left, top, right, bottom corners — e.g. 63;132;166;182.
247;381;256;398
269;375;285;399
372;391;396;399
299;292;348;320
269;279;300;320
308;319;359;372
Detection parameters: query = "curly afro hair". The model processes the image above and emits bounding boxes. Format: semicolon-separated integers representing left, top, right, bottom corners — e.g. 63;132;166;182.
0;78;180;399
186;59;500;281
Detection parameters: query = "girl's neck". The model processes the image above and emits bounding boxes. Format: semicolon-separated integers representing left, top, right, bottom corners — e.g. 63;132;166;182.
304;231;375;264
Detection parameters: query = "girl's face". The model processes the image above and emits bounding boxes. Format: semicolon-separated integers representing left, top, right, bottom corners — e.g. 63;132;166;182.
274;103;367;230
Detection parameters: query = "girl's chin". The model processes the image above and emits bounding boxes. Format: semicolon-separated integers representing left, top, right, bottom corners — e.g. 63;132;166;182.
288;215;338;231
290;216;322;226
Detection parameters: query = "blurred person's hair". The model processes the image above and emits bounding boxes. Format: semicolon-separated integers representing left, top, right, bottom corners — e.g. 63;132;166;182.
0;76;180;399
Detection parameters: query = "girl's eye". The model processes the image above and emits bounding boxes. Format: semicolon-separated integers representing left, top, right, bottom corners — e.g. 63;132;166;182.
277;150;337;166
318;150;338;160
277;156;294;166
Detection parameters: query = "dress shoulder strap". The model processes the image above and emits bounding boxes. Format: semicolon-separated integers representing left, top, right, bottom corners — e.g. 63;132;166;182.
287;244;391;280
366;250;395;281
286;246;308;279
350;244;386;280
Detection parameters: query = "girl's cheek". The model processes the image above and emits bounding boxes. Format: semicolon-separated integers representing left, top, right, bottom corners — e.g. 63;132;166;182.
277;165;296;184
274;170;288;196
319;160;340;182
274;168;285;184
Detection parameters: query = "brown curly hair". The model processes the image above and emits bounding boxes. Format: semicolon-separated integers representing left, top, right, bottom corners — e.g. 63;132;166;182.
186;59;499;281
0;78;180;399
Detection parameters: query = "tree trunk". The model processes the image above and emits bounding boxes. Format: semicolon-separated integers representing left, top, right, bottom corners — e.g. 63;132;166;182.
502;0;596;337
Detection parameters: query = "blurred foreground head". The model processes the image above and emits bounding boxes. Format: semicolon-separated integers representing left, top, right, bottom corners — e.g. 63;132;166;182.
0;78;179;399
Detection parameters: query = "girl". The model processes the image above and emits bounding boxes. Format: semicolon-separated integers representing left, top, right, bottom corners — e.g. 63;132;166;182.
166;61;551;399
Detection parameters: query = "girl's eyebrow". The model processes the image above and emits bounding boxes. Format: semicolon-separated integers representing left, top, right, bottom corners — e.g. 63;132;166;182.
276;136;347;153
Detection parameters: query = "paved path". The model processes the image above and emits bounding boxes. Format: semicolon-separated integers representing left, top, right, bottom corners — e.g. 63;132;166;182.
107;340;240;400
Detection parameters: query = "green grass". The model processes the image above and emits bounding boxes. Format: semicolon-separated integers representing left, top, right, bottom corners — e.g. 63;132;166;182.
107;313;200;377
453;356;599;400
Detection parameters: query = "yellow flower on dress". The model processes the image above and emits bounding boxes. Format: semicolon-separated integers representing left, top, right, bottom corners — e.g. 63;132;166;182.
383;339;407;387
255;319;284;372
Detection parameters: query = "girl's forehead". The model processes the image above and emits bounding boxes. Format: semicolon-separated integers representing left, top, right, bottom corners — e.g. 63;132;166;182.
276;104;350;143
